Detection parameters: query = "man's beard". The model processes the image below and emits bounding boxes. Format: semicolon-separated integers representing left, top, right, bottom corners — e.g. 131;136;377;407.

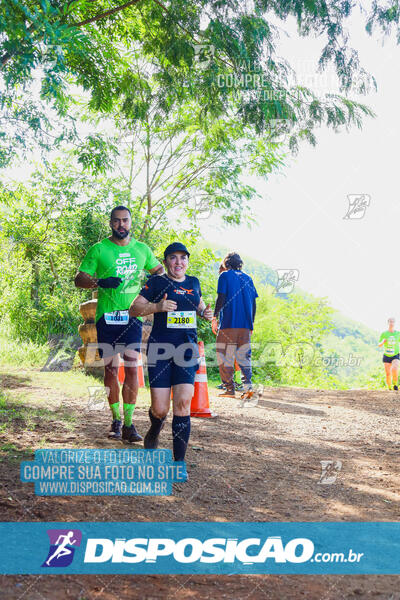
112;227;130;239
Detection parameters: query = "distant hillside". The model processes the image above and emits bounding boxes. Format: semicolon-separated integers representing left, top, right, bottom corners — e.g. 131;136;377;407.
206;241;378;333
329;312;378;344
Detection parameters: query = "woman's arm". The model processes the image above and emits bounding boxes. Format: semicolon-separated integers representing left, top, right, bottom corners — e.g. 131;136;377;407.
129;294;177;318
197;297;213;321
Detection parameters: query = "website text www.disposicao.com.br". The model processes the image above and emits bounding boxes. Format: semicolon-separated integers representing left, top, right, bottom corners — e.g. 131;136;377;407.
83;536;364;565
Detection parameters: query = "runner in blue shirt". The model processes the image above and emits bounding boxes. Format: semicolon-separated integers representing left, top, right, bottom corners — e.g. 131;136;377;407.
129;243;213;463
213;252;258;399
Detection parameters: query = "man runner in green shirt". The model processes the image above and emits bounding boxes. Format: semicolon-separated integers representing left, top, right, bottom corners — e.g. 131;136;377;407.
378;317;400;391
75;206;164;441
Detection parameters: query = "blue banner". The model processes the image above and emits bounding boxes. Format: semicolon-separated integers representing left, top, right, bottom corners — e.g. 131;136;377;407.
20;449;186;496
0;522;399;574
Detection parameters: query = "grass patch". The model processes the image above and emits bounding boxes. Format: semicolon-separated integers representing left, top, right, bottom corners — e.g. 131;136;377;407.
0;442;34;463
33;369;102;398
0;389;76;433
0;364;104;406
0;333;49;367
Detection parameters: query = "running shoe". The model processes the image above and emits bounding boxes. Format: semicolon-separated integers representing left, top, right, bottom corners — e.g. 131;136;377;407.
394;385;399;391
218;390;236;398
144;421;165;449
240;389;254;401
235;382;244;391
122;423;143;443
217;383;226;389
108;419;122;440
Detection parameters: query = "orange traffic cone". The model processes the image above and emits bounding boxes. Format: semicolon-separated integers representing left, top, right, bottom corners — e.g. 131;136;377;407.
118;358;124;384
191;341;216;418
118;354;145;387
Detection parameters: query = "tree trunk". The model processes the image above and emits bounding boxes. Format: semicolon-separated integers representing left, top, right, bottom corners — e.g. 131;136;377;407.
31;257;40;308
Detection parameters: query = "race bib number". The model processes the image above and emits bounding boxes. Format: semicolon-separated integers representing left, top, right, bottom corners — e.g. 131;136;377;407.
167;311;197;329
104;310;129;325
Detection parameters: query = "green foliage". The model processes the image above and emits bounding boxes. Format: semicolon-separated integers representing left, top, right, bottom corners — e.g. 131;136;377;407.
0;164;220;343
204;243;383;389
0;169;110;341
0;161;385;391
354;363;387;390
76;134;119;173
1;0;387;166
250;285;338;388
103;79;285;237
0;332;49;367
319;332;379;385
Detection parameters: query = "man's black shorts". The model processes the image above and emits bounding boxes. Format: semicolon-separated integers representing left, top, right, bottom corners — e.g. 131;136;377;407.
382;353;400;363
96;313;142;359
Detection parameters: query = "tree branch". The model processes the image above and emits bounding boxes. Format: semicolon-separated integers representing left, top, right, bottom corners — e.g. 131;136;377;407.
72;0;143;27
1;22;36;67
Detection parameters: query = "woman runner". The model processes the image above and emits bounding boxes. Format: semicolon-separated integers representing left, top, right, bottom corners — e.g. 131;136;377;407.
129;243;213;464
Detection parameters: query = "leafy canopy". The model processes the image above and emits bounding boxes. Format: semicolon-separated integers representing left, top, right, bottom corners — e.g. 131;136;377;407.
2;0;395;165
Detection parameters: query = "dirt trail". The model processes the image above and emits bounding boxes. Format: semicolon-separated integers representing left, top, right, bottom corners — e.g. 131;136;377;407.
1;368;399;599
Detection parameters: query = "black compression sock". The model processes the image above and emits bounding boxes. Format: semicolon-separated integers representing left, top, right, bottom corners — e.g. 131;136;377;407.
172;415;191;461
149;408;166;435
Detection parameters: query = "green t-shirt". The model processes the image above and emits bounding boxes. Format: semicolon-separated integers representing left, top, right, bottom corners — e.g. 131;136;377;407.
379;330;400;357
79;237;159;322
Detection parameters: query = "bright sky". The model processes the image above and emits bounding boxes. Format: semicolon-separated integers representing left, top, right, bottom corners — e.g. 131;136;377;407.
201;11;400;333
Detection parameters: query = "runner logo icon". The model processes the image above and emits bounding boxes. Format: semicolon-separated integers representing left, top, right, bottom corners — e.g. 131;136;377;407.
344;194;371;219
42;529;82;567
275;269;299;294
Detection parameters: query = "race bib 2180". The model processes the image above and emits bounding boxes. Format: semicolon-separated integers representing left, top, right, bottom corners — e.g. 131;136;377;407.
167;311;196;329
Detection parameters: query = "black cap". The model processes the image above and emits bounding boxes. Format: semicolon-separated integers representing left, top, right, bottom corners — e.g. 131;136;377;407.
163;243;190;260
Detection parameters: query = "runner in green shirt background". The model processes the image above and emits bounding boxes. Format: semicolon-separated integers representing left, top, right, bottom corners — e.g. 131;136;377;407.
75;205;164;441
378;317;400;391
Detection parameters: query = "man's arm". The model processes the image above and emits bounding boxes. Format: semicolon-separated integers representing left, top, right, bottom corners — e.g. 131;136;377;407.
75;245;99;288
74;272;122;289
74;271;98;289
149;264;165;276
252;298;256;323
212;292;226;335
213;292;226;318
